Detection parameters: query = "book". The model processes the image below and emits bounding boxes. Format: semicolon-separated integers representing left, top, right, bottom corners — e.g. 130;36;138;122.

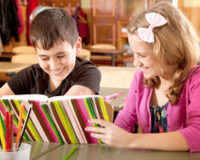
0;94;112;144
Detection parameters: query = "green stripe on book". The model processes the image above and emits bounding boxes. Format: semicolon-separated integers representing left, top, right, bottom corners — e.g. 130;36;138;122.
83;98;93;119
85;98;102;144
52;100;78;144
14;100;41;142
86;98;96;119
1;99;9;108
41;104;63;144
98;97;110;122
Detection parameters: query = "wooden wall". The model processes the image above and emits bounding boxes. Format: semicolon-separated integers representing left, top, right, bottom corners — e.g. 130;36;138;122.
3;1;92;52
178;2;200;37
3;0;200;52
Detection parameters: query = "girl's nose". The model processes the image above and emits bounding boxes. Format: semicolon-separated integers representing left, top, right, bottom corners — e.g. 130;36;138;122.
133;54;142;67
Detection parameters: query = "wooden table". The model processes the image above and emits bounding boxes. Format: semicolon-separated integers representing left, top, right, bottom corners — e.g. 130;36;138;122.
0;52;16;62
90;49;126;66
100;87;128;111
98;66;138;89
0;62;31;82
28;142;200;160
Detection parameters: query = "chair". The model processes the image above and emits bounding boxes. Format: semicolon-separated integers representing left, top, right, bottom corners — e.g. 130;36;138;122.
77;48;91;61
12;46;36;54
11;54;38;64
90;44;116;50
104;101;114;122
90;44;116;64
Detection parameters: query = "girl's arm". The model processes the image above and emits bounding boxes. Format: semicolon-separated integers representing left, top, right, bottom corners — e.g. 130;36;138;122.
85;119;189;151
130;131;189;151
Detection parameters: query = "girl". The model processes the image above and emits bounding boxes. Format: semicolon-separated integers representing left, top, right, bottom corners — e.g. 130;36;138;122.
85;2;200;152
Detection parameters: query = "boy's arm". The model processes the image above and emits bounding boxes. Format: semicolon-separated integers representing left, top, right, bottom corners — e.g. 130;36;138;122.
64;85;95;96
0;83;15;98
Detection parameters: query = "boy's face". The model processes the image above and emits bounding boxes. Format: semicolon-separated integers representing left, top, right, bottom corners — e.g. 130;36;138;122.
36;39;81;86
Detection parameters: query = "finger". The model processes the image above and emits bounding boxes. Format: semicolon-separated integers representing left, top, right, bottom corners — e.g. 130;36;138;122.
85;126;106;134
88;119;111;127
90;133;107;140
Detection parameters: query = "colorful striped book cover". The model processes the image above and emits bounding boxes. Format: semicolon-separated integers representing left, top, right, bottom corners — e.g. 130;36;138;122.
0;95;111;144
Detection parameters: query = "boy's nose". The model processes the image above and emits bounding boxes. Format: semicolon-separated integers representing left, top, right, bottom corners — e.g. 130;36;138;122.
49;59;58;69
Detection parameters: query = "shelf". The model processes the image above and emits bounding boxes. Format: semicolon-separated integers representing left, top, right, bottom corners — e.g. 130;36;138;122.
121;32;128;38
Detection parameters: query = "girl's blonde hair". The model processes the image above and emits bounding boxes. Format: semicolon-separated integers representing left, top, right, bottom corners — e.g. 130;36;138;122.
128;1;200;105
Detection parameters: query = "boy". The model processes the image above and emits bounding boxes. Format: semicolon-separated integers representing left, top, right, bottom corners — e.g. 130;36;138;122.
0;8;101;97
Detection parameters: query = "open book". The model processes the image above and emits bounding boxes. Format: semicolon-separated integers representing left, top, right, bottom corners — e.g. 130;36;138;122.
0;94;112;144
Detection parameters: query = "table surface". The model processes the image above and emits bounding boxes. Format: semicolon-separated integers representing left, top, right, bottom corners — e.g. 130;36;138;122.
28;142;200;160
100;87;128;111
98;66;138;89
0;62;31;72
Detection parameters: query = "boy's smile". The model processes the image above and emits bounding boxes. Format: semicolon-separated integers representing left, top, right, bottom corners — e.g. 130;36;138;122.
36;41;78;89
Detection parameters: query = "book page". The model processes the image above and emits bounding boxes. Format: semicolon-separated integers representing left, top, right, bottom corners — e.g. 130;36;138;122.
1;94;49;102
49;95;102;101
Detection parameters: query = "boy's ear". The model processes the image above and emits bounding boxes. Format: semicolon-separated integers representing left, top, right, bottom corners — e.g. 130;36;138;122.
75;37;82;55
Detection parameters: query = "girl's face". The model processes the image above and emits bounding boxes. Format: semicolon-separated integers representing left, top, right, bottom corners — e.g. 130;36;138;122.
128;33;162;79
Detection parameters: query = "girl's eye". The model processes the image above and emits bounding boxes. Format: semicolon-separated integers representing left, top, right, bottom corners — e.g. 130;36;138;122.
140;54;147;57
135;53;147;58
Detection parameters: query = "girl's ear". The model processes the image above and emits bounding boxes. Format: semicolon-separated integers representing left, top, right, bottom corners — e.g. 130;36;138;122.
75;37;82;55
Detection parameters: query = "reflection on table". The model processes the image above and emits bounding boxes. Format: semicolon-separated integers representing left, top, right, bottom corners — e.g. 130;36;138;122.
27;141;61;160
29;142;200;160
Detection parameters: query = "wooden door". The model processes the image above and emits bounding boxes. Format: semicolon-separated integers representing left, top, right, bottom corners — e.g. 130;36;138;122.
92;0;117;46
93;19;116;46
178;0;200;37
92;0;116;18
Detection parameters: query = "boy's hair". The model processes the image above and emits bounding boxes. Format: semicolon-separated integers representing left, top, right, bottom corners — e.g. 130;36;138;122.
30;8;79;49
128;1;200;105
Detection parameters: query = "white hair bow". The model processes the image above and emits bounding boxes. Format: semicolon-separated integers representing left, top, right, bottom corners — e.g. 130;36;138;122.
138;12;167;43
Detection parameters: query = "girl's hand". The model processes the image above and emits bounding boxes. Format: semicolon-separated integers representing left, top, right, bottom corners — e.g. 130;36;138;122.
85;119;133;147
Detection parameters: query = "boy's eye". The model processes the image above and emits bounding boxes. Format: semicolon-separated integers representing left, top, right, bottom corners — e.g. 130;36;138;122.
57;55;65;59
40;57;49;61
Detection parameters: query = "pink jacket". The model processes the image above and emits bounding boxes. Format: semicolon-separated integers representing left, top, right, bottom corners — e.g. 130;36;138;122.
114;66;200;152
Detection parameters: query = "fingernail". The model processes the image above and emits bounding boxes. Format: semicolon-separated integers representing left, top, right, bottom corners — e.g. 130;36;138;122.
88;119;91;123
85;127;88;131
